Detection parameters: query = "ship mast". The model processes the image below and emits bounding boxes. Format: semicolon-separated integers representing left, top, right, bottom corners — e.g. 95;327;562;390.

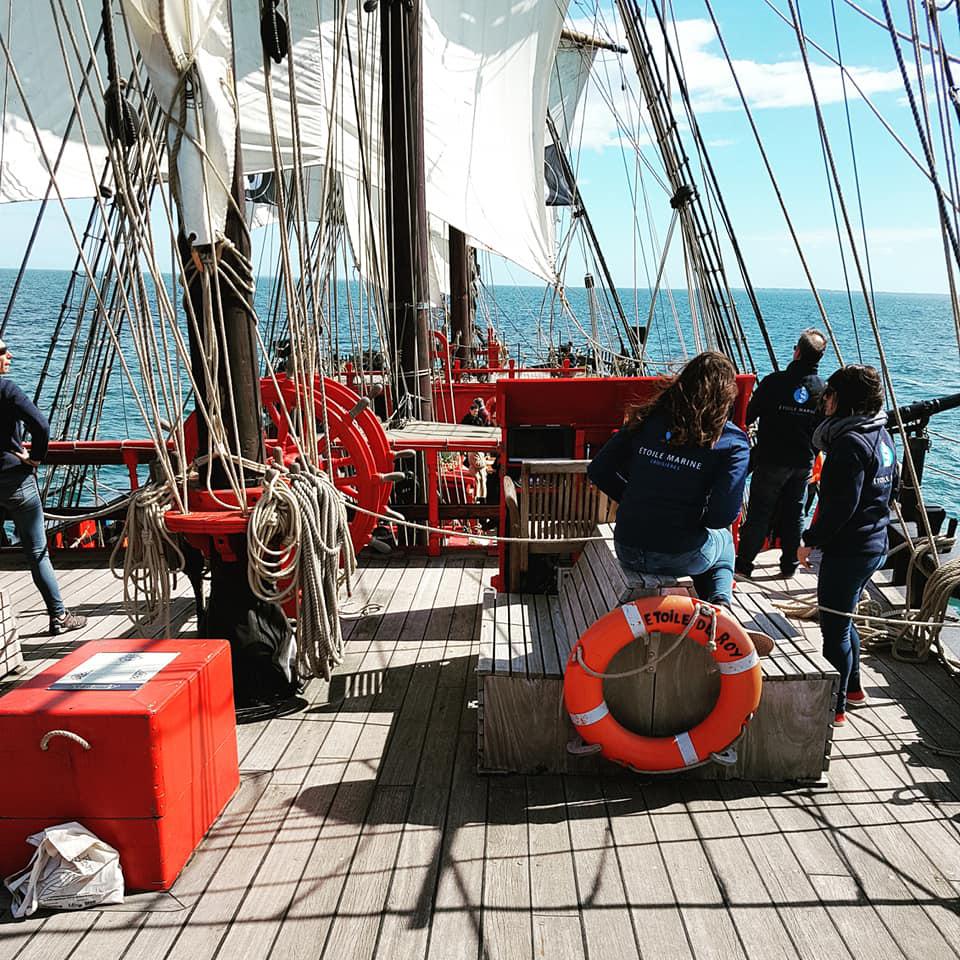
180;130;264;487
448;226;474;367
380;0;434;420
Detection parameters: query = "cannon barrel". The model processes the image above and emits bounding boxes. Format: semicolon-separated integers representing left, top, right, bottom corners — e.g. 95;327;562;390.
887;390;960;429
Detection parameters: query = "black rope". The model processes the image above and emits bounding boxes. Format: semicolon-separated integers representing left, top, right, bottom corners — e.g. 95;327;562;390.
827;0;866;362
646;0;774;371
880;0;960;277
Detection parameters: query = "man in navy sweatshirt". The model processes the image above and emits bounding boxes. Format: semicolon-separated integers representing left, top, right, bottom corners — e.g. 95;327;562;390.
0;339;86;634
736;328;827;578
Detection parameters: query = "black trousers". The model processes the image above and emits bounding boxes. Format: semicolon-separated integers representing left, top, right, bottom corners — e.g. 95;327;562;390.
737;462;811;573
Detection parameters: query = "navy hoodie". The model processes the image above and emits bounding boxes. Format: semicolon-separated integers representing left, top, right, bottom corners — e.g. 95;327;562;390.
0;378;49;475
746;359;825;468
587;412;750;555
802;417;899;556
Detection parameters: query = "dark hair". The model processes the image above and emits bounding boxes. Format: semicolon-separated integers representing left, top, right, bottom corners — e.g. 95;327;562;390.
796;328;827;363
825;364;884;417
626;351;738;447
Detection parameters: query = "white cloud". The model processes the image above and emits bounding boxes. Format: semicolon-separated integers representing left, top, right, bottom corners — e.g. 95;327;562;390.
563;14;906;152
660;17;904;112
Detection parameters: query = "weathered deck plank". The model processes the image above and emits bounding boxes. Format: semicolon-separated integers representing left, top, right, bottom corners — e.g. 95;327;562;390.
0;545;957;960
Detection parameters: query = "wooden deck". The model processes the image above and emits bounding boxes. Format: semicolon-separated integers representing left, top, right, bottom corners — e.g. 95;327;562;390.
0;549;959;959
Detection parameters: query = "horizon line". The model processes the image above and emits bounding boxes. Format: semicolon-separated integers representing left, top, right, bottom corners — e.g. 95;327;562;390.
0;266;950;300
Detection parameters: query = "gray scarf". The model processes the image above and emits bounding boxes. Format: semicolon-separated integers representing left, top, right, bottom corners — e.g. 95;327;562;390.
813;412;886;452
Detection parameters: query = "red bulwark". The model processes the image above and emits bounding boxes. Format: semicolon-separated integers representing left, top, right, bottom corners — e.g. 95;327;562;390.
0;638;238;891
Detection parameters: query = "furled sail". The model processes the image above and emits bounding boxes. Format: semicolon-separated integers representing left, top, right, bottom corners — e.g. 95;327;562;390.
122;0;236;247
546;33;598;205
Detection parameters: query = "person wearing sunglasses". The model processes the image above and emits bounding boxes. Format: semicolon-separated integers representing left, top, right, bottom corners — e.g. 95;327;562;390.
797;365;899;727
0;339;87;635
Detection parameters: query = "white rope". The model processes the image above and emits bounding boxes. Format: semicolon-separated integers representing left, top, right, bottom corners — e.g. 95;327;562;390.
247;464;356;682
109;483;184;632
349;501;614;545
776;598;959;631
575;603;717;679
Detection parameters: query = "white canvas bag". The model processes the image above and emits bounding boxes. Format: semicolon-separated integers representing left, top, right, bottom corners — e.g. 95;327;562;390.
4;822;124;918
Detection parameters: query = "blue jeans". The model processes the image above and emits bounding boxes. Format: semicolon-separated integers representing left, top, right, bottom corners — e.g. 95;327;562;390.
818;552;885;713
737;462;810;573
0;471;64;618
615;528;735;606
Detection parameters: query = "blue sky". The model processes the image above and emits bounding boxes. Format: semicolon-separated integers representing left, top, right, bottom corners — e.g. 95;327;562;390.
541;0;960;295
1;0;957;296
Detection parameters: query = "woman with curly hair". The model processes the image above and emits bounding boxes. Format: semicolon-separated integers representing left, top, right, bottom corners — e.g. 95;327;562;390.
587;351;749;608
797;364;899;726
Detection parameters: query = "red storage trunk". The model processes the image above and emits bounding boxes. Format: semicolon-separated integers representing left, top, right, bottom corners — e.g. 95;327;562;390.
0;638;238;891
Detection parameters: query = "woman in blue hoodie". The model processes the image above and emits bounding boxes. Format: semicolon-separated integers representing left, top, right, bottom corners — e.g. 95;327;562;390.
797;365;899;726
587;351;750;607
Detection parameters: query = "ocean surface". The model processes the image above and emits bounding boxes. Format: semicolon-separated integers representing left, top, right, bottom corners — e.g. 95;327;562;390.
2;269;958;517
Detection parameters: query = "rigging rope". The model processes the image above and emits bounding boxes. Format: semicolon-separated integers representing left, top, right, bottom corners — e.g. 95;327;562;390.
109;483;184;632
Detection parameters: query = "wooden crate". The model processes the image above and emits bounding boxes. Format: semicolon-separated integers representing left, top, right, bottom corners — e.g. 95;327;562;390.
0;590;23;678
477;526;838;781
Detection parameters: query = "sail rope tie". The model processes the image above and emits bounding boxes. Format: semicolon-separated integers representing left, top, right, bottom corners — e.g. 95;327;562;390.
109;483;184;632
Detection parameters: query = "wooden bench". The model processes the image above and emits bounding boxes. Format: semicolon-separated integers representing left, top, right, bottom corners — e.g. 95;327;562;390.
478;525;839;781
501;460;614;591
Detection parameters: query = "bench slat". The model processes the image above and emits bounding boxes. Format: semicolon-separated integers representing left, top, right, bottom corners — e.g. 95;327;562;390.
478;587;496;675
534;594;561;676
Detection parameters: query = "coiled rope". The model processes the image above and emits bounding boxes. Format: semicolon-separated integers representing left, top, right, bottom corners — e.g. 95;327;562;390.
247;463;356;682
775;524;960;670
110;483;184;632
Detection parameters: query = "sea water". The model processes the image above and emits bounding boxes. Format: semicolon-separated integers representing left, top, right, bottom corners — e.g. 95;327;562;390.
2;268;958;517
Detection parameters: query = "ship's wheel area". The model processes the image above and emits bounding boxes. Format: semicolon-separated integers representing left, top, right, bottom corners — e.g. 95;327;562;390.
166;376;394;558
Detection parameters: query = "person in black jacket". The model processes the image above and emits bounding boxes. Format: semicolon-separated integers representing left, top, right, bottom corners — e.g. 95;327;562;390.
736;328;827;578
0;340;86;635
797;365;898;726
587;352;749;607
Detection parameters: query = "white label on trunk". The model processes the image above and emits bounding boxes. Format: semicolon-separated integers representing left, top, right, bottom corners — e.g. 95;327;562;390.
50;652;180;691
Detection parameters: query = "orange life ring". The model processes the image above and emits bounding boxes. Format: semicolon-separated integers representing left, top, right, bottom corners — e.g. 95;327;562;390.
563;594;762;772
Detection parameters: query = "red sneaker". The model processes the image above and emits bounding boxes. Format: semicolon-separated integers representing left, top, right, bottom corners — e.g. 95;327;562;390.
846;690;869;709
832;712;846;727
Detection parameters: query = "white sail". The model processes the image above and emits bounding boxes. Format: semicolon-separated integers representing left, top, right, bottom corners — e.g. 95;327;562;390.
0;3;117;203
2;0;566;276
420;0;565;282
550;34;599;152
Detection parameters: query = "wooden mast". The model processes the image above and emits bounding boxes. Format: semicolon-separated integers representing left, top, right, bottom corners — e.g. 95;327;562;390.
381;0;433;420
448;226;474;366
177;26;262;487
